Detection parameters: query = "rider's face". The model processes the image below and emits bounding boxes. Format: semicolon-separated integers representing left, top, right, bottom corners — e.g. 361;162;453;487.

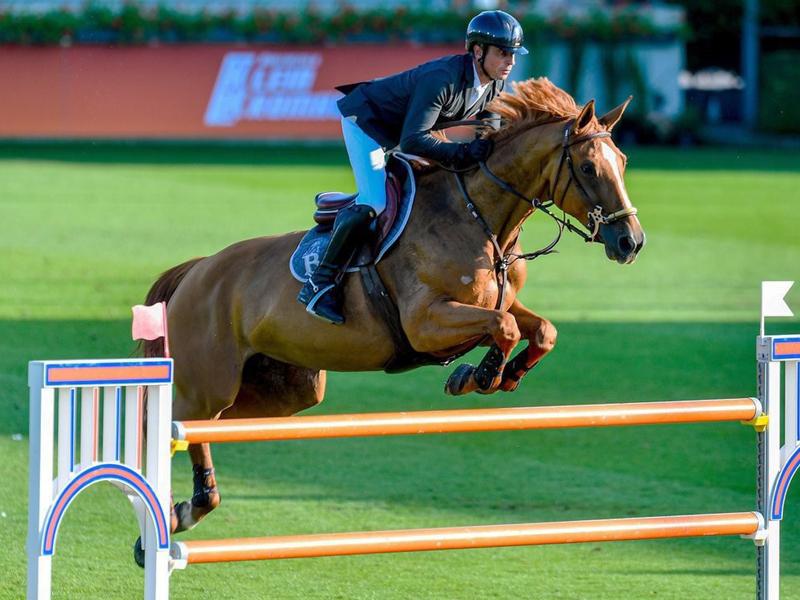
476;45;516;81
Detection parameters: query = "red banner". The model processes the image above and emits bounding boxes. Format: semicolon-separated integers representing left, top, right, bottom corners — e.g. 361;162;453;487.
0;44;462;140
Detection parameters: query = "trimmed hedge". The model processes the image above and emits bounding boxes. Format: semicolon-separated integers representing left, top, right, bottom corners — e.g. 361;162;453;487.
0;4;686;46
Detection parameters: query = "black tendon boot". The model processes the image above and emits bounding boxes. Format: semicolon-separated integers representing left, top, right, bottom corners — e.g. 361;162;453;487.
298;204;375;324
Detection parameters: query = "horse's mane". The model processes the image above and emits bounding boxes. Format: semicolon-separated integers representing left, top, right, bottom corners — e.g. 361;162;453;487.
485;77;580;143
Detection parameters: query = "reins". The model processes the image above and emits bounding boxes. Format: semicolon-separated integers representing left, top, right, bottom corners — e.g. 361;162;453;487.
452;172;511;311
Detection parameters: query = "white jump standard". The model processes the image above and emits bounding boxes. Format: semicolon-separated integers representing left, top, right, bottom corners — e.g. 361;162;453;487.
27;359;174;600
26;334;800;599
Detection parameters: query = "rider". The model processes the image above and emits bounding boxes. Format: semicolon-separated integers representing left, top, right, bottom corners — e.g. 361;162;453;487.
297;10;528;325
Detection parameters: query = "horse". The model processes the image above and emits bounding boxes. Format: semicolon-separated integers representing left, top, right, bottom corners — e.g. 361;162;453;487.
141;78;646;536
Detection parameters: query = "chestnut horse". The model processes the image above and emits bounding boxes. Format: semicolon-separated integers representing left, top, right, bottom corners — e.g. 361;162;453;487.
142;78;645;536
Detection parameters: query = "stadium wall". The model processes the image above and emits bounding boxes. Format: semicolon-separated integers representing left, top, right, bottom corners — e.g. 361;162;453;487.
0;44;461;141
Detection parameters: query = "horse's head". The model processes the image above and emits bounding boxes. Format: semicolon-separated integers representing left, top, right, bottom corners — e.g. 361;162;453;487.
483;78;646;264
547;98;646;264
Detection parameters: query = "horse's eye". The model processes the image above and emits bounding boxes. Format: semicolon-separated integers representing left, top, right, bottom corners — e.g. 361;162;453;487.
580;162;596;177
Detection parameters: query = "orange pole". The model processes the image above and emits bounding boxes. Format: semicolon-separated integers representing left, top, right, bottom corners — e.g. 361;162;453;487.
175;512;761;564
173;398;759;444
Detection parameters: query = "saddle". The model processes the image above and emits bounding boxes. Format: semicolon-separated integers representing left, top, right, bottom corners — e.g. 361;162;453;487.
289;154;458;373
290;154;413;283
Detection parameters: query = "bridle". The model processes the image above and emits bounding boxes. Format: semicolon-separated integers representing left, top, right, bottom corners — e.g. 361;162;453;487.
468;119;637;244
444;118;639;310
550;122;638;240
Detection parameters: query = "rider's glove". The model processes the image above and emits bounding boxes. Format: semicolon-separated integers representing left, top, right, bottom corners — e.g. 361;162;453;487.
453;138;494;168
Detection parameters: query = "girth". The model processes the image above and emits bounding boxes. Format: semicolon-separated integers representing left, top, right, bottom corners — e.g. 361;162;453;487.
359;263;475;373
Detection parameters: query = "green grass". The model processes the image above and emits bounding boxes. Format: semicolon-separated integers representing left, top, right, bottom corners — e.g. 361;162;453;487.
1;144;799;599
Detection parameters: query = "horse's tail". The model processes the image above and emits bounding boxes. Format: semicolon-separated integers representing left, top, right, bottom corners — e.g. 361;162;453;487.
139;257;204;358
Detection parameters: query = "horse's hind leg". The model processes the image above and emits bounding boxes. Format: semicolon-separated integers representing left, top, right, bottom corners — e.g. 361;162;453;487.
172;443;220;533
138;368;237;563
169;340;245;534
172;354;326;533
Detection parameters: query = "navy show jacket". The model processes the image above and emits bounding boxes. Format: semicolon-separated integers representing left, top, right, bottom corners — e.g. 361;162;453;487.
336;53;505;163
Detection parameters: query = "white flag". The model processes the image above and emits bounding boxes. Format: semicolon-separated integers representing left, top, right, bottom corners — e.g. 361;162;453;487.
762;281;794;318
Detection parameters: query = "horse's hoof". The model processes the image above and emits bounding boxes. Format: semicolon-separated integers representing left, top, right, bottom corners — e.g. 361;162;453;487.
499;371;523;393
499;378;520;393
172;500;194;533
133;536;145;569
444;364;476;396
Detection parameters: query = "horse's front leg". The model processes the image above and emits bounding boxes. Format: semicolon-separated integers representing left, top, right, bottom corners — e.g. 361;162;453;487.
498;299;557;392
407;299;522;396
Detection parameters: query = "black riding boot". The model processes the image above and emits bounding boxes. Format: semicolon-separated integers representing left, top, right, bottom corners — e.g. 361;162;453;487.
297;204;375;324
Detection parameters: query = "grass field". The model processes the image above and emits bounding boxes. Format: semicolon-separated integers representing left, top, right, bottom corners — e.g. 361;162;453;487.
1;143;799;599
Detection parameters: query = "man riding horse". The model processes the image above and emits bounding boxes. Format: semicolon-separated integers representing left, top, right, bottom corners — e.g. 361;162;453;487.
143;55;645;541
297;10;528;325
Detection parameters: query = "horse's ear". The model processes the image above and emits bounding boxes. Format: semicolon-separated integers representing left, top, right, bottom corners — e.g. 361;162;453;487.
598;96;633;131
573;100;595;135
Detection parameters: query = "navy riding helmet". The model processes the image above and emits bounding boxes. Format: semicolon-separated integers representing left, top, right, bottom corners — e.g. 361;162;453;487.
465;10;528;56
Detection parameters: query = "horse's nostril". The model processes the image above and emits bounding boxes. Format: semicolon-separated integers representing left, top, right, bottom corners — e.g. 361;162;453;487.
618;234;636;255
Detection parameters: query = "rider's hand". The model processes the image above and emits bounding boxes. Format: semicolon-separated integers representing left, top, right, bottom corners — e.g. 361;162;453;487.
454;138;493;168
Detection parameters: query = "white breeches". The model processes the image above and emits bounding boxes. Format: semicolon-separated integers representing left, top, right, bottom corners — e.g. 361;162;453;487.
340;115;387;215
